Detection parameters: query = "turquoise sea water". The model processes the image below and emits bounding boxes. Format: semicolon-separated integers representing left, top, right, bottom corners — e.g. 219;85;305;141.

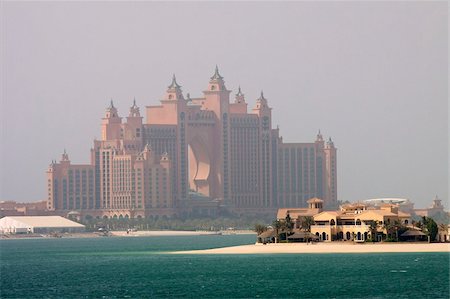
1;235;449;298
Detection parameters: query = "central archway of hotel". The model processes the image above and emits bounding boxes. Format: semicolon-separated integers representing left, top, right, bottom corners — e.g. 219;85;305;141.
188;137;211;196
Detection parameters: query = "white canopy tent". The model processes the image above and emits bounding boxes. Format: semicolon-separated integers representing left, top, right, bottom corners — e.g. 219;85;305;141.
0;216;85;234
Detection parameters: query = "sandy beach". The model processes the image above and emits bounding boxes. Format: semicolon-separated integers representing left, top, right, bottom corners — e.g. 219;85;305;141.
1;230;255;239
172;242;450;254
110;230;222;237
102;229;255;237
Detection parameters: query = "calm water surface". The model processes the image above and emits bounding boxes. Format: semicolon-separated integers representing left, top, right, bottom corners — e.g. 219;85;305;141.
1;235;449;298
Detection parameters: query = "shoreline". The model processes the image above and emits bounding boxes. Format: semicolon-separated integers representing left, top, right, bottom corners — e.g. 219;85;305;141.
110;230;255;237
0;230;255;239
111;230;219;237
171;242;450;254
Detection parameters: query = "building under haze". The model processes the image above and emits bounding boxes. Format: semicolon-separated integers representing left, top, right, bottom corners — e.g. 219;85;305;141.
47;68;337;218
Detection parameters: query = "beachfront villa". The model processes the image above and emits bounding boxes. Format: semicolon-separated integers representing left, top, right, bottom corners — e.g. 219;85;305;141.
310;203;411;242
277;199;412;242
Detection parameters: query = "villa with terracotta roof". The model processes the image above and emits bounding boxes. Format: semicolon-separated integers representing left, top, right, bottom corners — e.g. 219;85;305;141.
276;198;324;220
277;199;412;242
310;203;411;242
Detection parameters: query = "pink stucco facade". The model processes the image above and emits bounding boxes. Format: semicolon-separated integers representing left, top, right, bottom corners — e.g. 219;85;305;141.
47;68;337;218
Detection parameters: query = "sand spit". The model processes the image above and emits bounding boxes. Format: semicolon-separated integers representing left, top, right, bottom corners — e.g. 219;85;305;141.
110;230;255;237
171;242;450;254
1;230;255;239
110;230;222;237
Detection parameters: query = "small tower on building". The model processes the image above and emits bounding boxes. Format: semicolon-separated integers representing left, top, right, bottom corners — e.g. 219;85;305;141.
102;100;122;140
207;65;227;92
165;75;184;101
60;149;70;168
235;86;245;104
253;91;272;130
125;98;143;142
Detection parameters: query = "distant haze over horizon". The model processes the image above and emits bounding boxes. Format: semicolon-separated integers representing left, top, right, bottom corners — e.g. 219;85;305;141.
1;2;448;208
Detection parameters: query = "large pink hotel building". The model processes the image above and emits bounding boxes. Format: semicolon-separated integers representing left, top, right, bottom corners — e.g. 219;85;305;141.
47;68;337;218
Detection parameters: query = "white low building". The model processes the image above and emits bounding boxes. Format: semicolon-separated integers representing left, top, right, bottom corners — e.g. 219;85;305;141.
0;216;85;234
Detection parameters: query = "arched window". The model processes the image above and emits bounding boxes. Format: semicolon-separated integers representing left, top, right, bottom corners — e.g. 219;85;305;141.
330;219;336;226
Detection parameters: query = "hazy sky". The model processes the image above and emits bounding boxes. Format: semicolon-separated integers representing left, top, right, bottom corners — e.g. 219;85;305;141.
1;2;448;208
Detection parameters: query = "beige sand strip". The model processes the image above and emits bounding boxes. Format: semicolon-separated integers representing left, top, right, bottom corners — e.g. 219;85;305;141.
171;243;450;254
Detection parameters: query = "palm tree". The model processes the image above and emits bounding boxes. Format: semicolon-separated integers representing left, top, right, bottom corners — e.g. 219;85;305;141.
422;216;438;242
254;224;267;236
279;220;288;241
285;214;294;239
368;221;378;242
295;216;302;230
393;220;401;241
301;216;315;232
272;220;282;243
383;222;394;241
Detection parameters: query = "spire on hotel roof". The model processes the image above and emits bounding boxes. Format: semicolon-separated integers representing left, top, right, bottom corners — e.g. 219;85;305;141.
236;86;244;97
235;85;246;104
165;74;184;101
168;74;181;90
210;65;223;80
129;97;140;117
327;137;334;147
257;90;268;104
106;98;119;118
254;90;270;110
61;149;69;161
258;90;265;100
316;129;323;141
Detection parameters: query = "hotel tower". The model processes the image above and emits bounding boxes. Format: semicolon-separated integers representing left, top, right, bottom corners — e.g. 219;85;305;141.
47;68;337;218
